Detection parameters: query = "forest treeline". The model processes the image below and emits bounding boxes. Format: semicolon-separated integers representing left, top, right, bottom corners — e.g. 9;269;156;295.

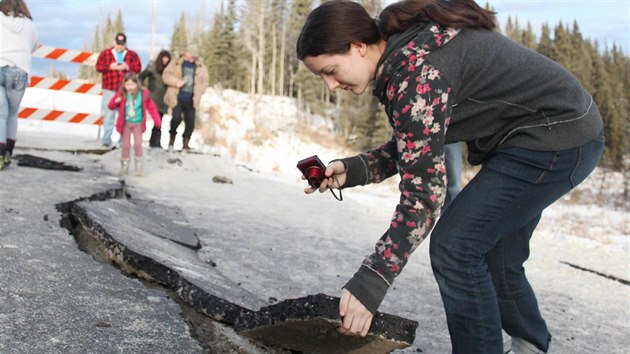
73;1;629;171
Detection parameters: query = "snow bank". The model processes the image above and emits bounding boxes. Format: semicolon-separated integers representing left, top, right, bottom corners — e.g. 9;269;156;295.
196;87;360;185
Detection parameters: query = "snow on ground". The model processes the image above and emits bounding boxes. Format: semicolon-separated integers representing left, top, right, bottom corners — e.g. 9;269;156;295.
19;85;629;256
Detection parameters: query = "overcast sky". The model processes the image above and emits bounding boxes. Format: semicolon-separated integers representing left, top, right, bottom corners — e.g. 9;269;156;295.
27;0;629;79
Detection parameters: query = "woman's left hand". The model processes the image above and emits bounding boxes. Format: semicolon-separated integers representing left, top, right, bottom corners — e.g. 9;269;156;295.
337;288;373;337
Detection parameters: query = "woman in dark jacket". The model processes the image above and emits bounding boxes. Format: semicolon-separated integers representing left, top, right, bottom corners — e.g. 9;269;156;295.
139;49;171;148
296;1;604;353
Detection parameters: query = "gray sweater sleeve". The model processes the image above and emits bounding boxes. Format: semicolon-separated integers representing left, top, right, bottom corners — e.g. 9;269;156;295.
337;155;369;189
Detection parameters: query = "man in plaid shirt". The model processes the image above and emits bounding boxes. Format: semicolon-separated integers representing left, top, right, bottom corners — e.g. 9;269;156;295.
95;32;141;146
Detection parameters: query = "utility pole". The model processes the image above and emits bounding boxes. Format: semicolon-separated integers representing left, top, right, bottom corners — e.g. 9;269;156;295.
150;0;157;59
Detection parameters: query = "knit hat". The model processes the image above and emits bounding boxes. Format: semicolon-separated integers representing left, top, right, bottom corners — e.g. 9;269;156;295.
186;44;200;57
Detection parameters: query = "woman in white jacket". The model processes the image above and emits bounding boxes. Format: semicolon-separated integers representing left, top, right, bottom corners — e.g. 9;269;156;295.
0;0;37;170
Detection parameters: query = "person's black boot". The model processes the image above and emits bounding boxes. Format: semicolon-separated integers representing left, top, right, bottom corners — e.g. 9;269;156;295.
0;144;6;170
5;139;15;167
149;127;162;148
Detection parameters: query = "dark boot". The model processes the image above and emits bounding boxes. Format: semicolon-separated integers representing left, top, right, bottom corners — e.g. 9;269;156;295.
168;134;176;152
5;139;15;167
149;127;162;148
182;138;190;151
0;144;5;170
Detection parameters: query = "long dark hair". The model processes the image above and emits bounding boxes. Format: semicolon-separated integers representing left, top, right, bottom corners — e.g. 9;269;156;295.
0;0;32;19
296;0;496;60
155;50;171;74
297;1;379;60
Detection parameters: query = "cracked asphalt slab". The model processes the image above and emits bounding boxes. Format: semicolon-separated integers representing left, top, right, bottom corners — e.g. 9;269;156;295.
1;132;628;353
0;152;205;354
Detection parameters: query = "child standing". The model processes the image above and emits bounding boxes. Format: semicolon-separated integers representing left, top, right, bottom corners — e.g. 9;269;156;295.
108;72;161;176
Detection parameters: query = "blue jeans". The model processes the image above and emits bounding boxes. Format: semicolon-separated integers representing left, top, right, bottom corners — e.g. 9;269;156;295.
0;66;28;144
444;142;463;208
100;89;117;145
429;135;605;354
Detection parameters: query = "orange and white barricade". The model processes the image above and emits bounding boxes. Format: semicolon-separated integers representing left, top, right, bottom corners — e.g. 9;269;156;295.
19;44;103;126
32;45;98;66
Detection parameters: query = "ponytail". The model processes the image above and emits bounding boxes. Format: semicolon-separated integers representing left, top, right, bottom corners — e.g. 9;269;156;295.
379;0;496;39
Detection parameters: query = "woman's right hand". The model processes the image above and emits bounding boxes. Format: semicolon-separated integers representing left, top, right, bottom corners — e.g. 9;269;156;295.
114;97;121;104
303;160;346;194
338;288;373;337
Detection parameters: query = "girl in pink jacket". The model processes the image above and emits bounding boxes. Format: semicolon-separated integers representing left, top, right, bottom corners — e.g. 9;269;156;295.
108;72;161;176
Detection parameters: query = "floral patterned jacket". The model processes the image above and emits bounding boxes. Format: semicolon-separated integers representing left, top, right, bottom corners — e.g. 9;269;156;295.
341;23;460;314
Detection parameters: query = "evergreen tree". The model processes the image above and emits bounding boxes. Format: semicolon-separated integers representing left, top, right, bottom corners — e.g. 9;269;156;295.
537;23;555;59
98;12;123;51
78;13;124;82
553;22;573;66
102;17;114;49
221;0;244;90
569;21;593;92
604;45;630;170
592;46;618;168
521;21;536;49
205;0;240;89
610;45;630;120
113;9;125;35
204;5;224;86
504;16;521;42
170;13;189;57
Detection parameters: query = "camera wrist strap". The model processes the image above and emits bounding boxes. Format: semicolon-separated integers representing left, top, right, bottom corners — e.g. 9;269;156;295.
330;188;343;201
330;175;343;201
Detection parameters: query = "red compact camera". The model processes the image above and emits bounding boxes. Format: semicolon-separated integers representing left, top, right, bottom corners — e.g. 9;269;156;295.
297;155;327;188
